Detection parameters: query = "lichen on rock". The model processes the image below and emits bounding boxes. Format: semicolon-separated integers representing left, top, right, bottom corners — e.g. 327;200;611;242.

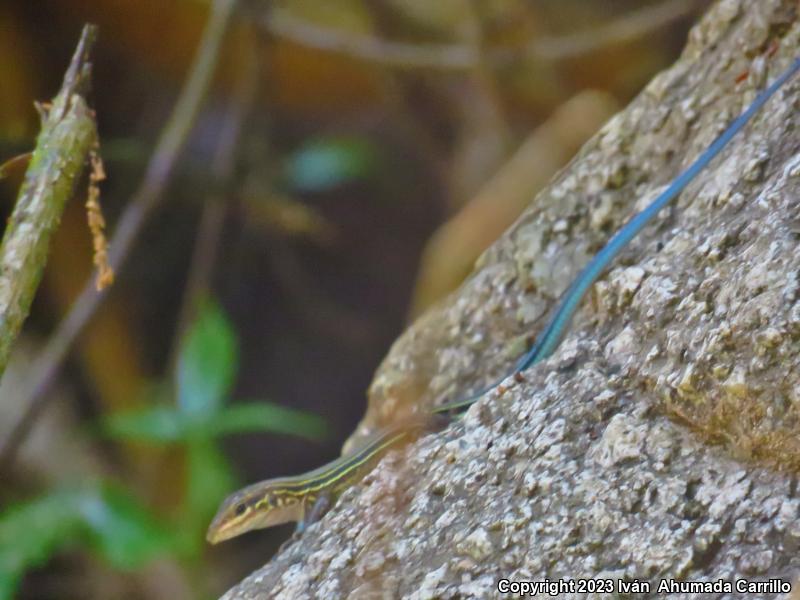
223;1;800;597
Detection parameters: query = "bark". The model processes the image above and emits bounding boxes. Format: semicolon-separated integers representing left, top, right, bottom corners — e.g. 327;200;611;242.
224;1;800;597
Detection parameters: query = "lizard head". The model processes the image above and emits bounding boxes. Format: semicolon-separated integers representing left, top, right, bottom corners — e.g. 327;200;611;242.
206;479;304;544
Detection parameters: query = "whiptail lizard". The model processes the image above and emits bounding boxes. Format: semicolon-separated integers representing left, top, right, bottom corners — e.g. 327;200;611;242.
207;54;800;545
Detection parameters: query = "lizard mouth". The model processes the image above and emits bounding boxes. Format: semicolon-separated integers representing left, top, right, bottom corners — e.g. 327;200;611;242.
206;515;238;544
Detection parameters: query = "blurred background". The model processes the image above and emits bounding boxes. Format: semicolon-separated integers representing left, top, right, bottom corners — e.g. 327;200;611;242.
0;0;707;597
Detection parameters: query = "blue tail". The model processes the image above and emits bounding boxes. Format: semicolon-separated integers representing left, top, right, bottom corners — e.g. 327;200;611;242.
516;55;800;371
437;55;800;417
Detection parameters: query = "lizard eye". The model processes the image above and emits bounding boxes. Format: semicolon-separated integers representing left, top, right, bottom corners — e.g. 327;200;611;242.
235;503;247;516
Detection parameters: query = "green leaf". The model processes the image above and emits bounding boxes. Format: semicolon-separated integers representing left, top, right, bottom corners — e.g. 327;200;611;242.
209;402;327;441
284;136;377;193
0;485;169;599
180;440;236;556
0;490;83;599
102;405;188;443
177;299;238;418
78;486;171;568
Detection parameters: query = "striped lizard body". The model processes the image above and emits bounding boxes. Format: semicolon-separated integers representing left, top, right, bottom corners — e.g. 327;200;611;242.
206;423;425;543
207;54;800;544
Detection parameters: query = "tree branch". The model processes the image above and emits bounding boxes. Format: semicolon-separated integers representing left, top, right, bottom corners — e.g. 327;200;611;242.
0;0;238;473
0;25;98;378
257;0;704;70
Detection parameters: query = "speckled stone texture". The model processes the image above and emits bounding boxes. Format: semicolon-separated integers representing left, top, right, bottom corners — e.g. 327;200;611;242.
223;1;800;598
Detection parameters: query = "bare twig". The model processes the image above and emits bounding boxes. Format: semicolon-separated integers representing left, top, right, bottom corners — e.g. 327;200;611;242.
258;0;704;70
169;29;260;371
0;0;238;472
532;0;705;60
359;0;452;199
463;0;511;140
0;25;98;378
263;7;475;70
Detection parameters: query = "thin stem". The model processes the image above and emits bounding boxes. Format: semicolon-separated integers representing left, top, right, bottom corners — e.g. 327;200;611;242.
259;0;703;70
0;0;238;473
169;32;260;372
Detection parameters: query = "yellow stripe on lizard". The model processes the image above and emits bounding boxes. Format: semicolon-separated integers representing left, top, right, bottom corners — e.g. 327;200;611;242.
206;423;424;543
207;54;800;545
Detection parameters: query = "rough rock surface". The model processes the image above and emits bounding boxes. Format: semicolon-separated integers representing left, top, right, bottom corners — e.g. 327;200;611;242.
224;1;800;597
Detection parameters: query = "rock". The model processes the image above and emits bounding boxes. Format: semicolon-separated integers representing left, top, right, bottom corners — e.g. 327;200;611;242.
223;1;800;597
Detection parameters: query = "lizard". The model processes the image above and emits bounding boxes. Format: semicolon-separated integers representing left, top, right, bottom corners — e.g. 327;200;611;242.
207;53;800;546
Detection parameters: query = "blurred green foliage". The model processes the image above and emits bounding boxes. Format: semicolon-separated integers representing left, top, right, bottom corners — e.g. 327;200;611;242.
0;300;326;598
177;299;238;419
0;484;170;598
283;136;380;193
